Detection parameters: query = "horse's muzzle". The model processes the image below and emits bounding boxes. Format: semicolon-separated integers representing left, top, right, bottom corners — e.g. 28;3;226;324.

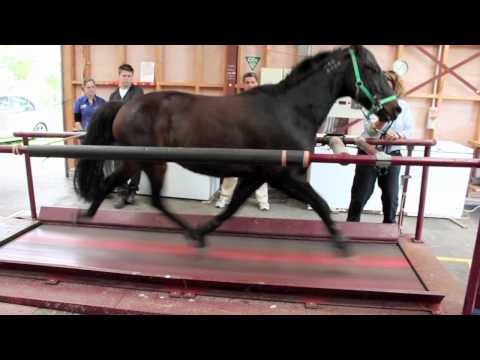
379;103;402;123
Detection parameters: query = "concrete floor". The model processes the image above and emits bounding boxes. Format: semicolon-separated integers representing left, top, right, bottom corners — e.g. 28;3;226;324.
0;155;477;296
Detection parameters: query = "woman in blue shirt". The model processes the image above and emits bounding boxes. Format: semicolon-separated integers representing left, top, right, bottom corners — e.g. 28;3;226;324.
73;79;106;131
347;71;414;224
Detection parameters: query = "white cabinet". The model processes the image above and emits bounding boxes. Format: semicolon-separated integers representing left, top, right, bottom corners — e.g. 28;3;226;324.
308;140;472;219
403;142;472;218
138;163;220;201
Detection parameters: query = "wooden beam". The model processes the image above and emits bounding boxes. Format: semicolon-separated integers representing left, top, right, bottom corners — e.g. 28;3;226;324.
155;45;163;91
236;45;243;89
69;79;480;101
71;80;224;89
406;93;480;102
62;46;75;132
395;45;405;60
72;80;154;87
405;49;480;96
61;45;76;171
436;45;450;108
115;45;127;68
157;83;196;89
475;104;480;142
122;45;127;64
425;45;444;140
264;45;271;68
81;45;91;81
407;93;436;100
194;46;203;93
225;45;239;96
442;95;480;101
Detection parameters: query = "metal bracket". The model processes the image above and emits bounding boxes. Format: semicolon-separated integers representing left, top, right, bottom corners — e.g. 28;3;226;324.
401;175;412;186
169;290;196;299
45;278;61;285
375;152;392;168
305;301;322;309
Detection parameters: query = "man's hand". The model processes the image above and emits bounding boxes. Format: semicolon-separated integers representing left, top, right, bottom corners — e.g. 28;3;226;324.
385;130;400;141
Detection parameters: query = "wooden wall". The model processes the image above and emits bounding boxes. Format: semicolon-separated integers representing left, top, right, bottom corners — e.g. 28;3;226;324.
62;45;480;147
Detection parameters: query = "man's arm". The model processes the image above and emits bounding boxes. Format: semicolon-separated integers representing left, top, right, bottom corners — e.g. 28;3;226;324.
73;98;82;130
396;103;414;139
73;113;83;130
109;90;118;102
132;86;144;99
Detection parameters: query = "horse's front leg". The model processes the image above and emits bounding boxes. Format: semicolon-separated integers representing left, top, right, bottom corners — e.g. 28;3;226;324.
141;163;206;246
270;173;354;257
193;178;264;244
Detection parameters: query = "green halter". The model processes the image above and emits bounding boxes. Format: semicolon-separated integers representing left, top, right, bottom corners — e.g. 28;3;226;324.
348;48;397;119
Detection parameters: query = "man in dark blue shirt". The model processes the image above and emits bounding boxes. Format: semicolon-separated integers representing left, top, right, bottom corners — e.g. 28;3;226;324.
73;79;106;131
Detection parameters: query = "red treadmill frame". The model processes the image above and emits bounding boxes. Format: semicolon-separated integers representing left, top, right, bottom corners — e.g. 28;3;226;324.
0;206;457;315
0;132;473;314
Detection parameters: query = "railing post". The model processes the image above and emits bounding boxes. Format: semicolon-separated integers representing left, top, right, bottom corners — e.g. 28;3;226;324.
22;137;37;220
463;217;480;314
414;145;432;242
398;145;414;229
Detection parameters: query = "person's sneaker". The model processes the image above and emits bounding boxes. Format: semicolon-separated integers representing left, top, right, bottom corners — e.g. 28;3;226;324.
259;202;270;211
126;192;136;204
215;196;230;209
113;195;127;209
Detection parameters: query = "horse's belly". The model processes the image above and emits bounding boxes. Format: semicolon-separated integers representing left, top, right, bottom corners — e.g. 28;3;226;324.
176;162;255;178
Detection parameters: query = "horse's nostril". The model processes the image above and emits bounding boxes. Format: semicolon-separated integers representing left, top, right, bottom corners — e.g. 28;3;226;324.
396;105;402;114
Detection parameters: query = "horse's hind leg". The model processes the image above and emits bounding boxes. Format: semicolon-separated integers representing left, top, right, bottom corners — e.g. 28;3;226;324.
193;177;264;241
143;163;199;246
270;173;353;257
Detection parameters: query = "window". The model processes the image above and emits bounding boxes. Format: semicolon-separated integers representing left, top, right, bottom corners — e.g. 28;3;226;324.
0;97;10;112
11;96;35;112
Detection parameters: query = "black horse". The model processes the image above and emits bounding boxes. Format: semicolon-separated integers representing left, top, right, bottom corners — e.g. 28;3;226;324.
74;45;401;256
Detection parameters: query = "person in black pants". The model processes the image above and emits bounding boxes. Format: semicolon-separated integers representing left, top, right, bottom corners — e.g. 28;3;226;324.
108;63;144;209
347;71;413;224
347;149;403;223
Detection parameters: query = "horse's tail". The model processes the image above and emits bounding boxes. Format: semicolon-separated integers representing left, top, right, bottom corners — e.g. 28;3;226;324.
74;101;124;201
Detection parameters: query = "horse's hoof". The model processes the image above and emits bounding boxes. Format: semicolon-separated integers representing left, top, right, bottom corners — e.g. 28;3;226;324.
332;234;354;258
73;209;91;224
187;230;207;248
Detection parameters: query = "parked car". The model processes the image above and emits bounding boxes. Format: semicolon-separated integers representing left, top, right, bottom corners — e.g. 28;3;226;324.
0;95;52;137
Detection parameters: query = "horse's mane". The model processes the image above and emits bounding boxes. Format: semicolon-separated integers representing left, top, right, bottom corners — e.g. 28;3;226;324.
281;47;349;89
242;46;350;96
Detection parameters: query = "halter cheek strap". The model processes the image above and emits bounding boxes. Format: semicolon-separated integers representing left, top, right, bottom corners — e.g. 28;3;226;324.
349;48;397;119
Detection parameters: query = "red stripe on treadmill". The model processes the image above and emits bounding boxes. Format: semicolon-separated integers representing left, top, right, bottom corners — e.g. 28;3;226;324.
11;229;411;269
208;249;409;268
22;230;198;255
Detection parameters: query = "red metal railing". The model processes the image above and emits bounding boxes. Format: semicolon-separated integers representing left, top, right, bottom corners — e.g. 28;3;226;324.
5;131;85;219
316;136;436;242
1;131;479;314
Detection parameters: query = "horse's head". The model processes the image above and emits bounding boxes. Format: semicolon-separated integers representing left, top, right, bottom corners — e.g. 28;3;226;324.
343;45;402;123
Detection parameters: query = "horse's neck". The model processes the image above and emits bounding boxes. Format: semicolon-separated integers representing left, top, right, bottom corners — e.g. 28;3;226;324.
283;72;344;128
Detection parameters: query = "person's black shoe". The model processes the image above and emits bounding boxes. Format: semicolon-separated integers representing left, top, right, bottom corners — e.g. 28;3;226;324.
113;195;127;209
126;192;136;204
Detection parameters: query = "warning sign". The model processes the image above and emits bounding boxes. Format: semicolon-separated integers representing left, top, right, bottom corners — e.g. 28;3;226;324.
245;56;261;71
